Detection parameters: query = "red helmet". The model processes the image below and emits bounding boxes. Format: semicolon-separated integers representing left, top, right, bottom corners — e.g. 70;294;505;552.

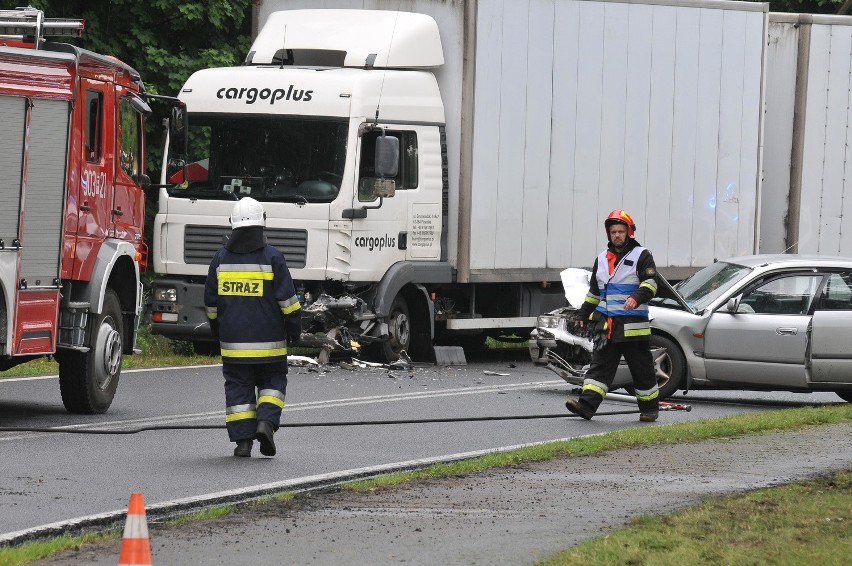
604;209;636;238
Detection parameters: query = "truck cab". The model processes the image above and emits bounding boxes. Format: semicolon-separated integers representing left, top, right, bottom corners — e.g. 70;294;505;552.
151;10;452;361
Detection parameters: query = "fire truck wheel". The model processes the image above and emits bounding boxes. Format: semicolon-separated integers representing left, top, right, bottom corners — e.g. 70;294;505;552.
58;289;123;414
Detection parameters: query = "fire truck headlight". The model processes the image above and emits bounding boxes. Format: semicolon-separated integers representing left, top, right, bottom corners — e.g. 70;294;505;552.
155;287;177;302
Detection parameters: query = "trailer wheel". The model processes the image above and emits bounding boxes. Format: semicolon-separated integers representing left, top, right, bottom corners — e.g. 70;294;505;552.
58;289;123;414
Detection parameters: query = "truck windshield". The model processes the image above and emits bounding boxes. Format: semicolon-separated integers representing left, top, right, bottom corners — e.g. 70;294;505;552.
166;115;348;203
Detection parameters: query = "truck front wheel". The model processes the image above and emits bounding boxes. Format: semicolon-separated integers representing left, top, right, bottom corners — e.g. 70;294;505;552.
377;295;412;363
58;289;123;414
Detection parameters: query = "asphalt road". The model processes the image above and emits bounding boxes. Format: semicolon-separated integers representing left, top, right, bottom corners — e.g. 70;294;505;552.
0;352;842;544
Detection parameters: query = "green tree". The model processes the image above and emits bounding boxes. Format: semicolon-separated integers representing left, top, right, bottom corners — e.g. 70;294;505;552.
0;0;251;176
1;0;251;259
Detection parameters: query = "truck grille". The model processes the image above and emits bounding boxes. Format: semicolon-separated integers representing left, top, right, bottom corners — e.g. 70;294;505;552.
184;225;307;268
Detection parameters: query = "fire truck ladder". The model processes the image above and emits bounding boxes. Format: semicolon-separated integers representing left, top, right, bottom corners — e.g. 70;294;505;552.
0;7;84;47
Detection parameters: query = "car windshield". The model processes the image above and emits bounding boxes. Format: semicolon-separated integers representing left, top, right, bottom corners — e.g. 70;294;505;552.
671;261;753;311
166;114;348;203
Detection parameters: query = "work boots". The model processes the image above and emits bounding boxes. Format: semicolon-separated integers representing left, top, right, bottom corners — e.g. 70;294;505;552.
565;399;594;420
639;411;659;422
256;420;276;456
233;439;253;457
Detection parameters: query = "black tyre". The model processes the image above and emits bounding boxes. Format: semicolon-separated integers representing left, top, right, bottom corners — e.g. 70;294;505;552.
58;289;123;414
837;392;852;403
376;295;412;363
624;334;685;400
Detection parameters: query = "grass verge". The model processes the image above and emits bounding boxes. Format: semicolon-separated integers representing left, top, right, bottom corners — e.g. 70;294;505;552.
537;469;852;566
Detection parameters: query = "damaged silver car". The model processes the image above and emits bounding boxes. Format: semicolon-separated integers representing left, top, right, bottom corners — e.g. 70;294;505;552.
531;255;852;403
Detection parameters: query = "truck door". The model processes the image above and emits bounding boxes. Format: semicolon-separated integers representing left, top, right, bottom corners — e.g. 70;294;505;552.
703;273;822;388
112;89;145;244
809;271;852;384
72;78;115;278
348;126;440;279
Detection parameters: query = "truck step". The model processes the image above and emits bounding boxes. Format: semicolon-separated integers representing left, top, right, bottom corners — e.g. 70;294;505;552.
433;346;466;366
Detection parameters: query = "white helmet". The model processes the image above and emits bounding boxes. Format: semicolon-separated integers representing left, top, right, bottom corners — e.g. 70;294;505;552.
230;197;266;229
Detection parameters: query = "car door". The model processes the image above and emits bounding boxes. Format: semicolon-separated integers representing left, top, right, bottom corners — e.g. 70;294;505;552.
810;271;852;384
702;273;823;388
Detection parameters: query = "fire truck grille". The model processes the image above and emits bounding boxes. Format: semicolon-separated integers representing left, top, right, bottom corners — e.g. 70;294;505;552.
184;225;307;268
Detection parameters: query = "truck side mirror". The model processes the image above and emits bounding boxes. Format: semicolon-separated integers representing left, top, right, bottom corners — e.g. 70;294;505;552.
375;135;399;178
169;104;188;156
363;178;396;199
124;93;152;116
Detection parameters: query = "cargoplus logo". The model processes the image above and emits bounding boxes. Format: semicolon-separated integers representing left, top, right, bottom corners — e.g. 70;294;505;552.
217;85;314;105
355;234;397;252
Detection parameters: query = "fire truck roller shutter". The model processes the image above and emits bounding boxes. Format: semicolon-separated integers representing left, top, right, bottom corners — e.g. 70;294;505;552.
20;99;69;287
0;95;26;353
0;95;26;247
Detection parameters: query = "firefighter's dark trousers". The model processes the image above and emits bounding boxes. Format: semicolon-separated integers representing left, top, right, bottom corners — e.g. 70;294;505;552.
223;361;288;442
576;340;660;414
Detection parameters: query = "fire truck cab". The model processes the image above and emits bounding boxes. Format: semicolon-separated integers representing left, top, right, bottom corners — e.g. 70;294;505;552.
0;8;151;413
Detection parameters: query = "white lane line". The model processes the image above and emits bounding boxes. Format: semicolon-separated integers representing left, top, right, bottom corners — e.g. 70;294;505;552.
0;364;221;383
0;432;604;545
0;380;566;441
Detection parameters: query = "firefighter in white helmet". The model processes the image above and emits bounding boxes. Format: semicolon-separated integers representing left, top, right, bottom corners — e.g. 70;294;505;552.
204;197;302;457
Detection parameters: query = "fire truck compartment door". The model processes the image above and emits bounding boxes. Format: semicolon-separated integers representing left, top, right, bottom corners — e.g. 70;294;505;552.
0;95;25;248
20;98;69;288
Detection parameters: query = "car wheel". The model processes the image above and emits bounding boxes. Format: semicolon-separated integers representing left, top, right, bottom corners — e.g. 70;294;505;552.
836;392;852;403
624;334;685;400
58;289;123;414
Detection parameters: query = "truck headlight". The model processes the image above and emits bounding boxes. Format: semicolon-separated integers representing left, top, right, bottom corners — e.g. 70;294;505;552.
155;287;177;302
537;315;562;329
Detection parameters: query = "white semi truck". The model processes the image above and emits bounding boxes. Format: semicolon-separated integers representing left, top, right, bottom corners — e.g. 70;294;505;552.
149;0;770;361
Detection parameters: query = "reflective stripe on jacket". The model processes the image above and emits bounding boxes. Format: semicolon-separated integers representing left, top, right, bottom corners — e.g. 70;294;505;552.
204;244;301;364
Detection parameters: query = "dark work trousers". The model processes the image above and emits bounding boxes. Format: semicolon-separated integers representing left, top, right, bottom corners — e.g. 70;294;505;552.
223;361;288;442
577;340;659;414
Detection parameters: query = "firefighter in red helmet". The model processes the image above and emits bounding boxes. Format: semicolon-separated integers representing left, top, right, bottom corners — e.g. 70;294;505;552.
566;209;660;422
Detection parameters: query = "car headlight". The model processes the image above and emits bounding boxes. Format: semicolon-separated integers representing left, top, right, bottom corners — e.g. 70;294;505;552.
537;315;562;329
155;287;177;302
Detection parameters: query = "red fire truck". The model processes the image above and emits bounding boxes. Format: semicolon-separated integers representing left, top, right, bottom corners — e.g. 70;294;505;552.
0;8;156;413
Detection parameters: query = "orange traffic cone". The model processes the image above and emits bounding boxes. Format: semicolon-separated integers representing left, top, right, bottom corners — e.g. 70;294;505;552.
118;492;152;566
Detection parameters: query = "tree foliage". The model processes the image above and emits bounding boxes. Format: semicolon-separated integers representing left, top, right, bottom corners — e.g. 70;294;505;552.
1;0;252;175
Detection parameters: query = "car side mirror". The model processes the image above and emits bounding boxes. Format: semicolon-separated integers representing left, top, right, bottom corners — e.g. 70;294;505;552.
726;296;740;312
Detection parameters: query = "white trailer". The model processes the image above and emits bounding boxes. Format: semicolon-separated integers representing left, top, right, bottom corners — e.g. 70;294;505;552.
763;13;852;257
150;0;769;361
